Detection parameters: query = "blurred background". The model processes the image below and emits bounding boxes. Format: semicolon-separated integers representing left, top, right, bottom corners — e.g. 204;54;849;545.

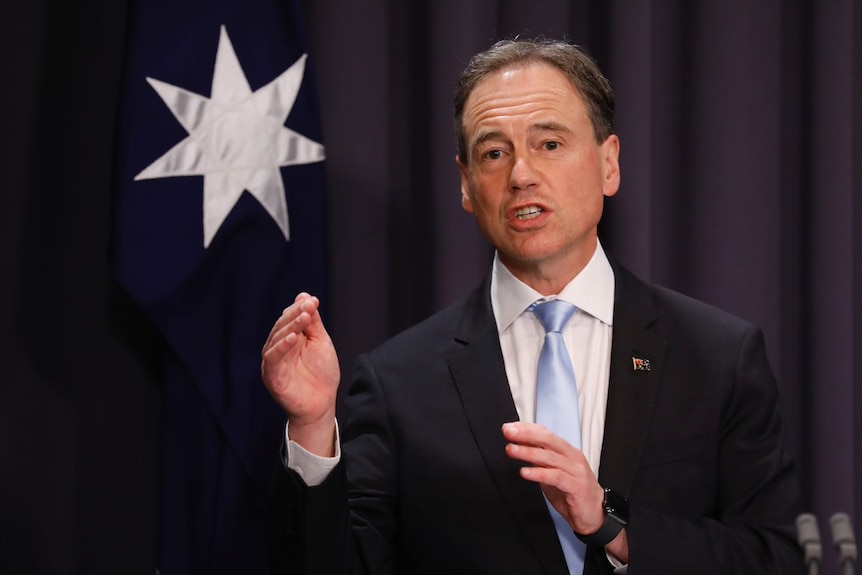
1;0;859;574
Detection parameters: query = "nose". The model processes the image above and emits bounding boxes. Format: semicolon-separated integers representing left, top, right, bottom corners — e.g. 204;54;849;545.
508;152;539;191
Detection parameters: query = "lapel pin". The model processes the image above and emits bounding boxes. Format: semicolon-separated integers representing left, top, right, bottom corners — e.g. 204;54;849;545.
632;357;651;372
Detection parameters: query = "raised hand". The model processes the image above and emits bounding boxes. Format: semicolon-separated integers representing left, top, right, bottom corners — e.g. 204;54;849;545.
261;292;340;456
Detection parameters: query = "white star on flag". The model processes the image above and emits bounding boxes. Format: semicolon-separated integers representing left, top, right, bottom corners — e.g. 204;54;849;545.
135;26;325;247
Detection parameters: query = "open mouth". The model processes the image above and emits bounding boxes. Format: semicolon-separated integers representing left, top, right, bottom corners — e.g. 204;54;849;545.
515;206;544;220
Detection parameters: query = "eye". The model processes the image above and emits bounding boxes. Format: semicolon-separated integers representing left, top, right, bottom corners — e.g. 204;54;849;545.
543;141;561;151
484;149;504;160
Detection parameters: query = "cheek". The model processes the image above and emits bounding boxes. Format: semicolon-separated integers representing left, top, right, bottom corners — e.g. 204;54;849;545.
557;178;605;220
462;177;492;213
468;191;500;220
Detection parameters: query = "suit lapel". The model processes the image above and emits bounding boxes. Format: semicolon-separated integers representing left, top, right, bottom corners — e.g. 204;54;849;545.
597;263;666;494
448;281;568;575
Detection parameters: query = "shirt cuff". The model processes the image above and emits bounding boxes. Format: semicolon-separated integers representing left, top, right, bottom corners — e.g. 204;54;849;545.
283;419;341;486
608;549;627;572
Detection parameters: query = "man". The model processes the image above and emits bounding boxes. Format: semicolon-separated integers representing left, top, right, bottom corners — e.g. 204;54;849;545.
262;38;803;574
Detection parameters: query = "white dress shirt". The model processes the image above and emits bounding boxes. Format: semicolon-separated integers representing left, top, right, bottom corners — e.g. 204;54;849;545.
492;241;614;477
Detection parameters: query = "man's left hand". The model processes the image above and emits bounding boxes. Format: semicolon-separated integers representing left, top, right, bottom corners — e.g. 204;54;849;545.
502;422;629;563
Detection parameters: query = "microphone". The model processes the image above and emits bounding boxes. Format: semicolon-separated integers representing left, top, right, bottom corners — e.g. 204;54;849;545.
830;513;857;575
797;513;822;575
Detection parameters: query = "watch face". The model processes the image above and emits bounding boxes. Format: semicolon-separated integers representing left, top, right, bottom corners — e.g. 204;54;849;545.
604;489;630;523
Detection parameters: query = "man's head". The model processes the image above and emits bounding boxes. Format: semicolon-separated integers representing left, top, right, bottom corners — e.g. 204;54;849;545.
454;38;620;294
454;38;615;166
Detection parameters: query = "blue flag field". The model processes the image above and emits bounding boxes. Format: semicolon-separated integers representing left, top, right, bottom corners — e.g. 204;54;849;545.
112;1;327;572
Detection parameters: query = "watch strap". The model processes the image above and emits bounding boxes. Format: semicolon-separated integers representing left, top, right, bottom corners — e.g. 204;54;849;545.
575;488;628;547
574;514;625;546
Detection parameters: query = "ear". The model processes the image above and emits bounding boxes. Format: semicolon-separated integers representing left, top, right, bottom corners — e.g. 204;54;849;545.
456;155;474;213
600;134;621;198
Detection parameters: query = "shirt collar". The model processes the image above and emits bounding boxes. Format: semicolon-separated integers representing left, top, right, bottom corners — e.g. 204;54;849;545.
491;240;615;333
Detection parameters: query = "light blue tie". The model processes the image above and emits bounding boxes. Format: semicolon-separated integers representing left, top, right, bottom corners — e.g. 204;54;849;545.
532;299;586;575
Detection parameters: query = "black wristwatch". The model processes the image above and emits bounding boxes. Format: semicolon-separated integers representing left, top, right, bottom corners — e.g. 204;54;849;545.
575;488;629;547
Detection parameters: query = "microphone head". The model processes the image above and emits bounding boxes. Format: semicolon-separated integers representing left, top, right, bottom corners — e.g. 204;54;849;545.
829;513;857;545
796;513;822;563
797;513;822;544
830;513;858;564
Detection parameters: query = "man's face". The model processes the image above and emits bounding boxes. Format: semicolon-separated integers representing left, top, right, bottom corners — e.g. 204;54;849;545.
457;62;620;292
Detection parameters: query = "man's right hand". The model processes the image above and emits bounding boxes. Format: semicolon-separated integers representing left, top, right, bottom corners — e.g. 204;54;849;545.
261;292;340;457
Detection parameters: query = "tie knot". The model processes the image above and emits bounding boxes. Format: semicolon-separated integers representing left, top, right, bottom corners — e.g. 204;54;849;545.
531;299;577;334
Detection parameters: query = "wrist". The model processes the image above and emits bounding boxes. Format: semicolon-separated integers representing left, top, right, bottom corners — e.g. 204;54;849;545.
575;488;630;547
287;411;337;457
605;528;629;565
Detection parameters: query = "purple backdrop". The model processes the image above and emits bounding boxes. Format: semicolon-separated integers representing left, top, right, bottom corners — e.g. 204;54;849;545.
1;0;859;573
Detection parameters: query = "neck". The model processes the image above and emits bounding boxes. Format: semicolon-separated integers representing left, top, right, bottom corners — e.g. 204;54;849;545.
500;242;597;296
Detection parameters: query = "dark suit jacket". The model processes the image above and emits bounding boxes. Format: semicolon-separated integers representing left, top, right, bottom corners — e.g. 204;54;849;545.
270;261;803;575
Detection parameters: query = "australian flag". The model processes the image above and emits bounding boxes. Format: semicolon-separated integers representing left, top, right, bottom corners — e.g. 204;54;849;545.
112;1;326;573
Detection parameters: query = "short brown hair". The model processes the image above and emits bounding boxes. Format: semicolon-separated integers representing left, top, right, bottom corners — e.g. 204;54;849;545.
454;38;615;164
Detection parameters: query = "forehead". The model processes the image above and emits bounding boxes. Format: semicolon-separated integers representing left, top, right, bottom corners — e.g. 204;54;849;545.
462;62;588;134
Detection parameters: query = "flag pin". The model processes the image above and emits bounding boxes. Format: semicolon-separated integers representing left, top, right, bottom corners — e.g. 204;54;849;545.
632;357;651;372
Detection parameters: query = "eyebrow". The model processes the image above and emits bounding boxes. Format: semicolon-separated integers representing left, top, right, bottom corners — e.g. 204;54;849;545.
530;121;571;135
471;121;572;150
472;129;506;151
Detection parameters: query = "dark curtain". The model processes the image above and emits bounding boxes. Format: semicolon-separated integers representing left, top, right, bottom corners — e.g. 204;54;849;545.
0;1;162;574
1;0;859;573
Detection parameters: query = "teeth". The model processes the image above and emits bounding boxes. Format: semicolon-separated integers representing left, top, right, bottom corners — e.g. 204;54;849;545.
515;206;543;220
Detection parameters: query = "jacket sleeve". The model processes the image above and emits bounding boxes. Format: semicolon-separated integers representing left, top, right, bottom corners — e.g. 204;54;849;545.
268;352;398;575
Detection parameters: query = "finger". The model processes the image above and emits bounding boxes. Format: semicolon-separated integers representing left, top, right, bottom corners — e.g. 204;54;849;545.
508;441;600;493
505;442;571;470
502;422;575;453
265;294;320;350
514;460;597;515
261;329;301;366
505;444;593;489
263;293;310;348
280;293;317;326
521;466;607;534
298;297;332;342
518;464;571;488
519;467;583;521
263;316;305;357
